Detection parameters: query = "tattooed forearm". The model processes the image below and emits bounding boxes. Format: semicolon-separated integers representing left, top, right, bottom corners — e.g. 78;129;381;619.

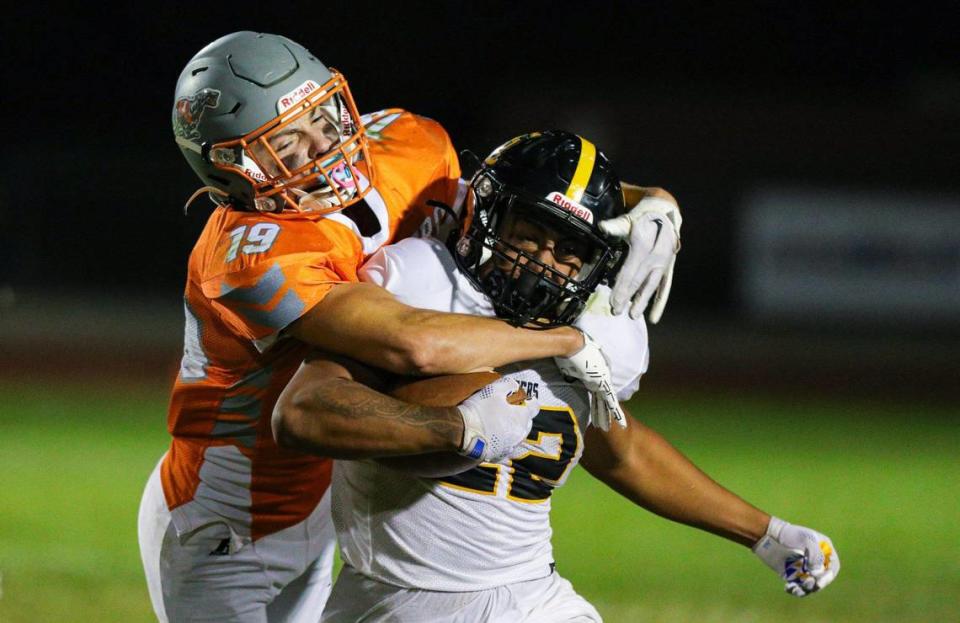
305;378;462;440
277;377;464;459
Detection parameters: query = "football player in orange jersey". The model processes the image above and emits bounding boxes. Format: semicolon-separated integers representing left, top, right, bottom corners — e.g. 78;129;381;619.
139;31;681;623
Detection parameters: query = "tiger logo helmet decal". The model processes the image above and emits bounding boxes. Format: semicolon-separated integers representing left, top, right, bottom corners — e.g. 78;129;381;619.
173;88;221;143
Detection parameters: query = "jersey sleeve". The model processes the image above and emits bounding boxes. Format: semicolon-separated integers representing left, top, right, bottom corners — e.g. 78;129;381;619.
417;178;470;242
359;237;463;311
575;286;650;402
420;115;461;202
401;112;461;207
198;215;362;347
375;112;463;243
357;244;398;290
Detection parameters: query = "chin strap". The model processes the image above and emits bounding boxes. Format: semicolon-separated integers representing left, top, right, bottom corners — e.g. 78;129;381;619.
183;186;230;215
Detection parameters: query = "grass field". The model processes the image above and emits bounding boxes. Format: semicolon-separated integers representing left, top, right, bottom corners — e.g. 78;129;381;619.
0;380;957;622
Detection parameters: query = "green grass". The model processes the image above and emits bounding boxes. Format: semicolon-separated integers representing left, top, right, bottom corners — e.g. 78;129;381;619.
1;381;957;622
0;381;170;622
552;392;960;622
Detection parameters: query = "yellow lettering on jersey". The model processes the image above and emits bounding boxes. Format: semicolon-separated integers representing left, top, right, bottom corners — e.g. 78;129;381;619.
439;405;582;504
438;462;502;496
510;432;563;475
506;406;582;504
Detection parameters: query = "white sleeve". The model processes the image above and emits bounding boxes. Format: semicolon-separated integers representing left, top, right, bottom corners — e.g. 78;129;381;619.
359;236;435;292
575;286;649;402
416;178;470;242
358;246;394;288
359;237;462;312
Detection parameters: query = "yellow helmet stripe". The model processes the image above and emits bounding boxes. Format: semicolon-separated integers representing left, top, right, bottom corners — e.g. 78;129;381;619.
565;136;597;203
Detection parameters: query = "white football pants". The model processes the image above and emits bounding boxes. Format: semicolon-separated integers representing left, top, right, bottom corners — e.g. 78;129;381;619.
321;563;602;622
138;455;336;622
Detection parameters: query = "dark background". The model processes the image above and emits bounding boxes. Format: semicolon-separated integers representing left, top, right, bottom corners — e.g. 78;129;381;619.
3;1;959;396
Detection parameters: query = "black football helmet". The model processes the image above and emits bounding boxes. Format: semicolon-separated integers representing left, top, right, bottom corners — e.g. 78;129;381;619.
451;131;627;328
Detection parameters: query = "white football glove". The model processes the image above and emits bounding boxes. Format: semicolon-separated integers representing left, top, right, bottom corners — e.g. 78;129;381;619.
554;331;626;430
599;196;682;323
457;377;539;463
752;516;840;597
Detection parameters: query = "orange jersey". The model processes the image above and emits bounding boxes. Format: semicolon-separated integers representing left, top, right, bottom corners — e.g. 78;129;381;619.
162;110;460;543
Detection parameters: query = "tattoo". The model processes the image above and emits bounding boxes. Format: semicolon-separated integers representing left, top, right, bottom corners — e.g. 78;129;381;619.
304;378;462;448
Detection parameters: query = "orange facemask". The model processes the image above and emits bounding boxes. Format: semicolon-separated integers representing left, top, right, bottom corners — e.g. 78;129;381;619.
206;70;373;215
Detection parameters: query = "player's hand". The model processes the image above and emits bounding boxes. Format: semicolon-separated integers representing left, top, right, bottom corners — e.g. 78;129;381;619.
752;516;840;597
599;196;681;324
456;377;539;462
554;331;626;431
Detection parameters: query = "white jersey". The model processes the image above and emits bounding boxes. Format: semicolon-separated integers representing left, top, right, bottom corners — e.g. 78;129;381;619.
331;237;649;591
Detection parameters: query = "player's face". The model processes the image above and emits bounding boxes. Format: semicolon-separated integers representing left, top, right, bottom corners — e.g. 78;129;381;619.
250;107;341;178
494;215;590;281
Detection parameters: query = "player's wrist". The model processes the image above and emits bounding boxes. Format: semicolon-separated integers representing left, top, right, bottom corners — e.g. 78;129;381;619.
747;512;775;549
420;405;467;453
444;406;466;452
556;326;585;357
751;515;784;550
455;402;486;458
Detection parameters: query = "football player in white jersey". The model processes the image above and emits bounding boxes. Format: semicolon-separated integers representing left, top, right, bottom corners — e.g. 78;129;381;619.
272;131;840;622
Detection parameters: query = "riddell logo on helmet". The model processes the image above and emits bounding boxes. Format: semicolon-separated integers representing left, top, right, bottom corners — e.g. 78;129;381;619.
277;80;321;114
340;103;353;135
240;154;268;182
244;167;267;182
546;193;594;223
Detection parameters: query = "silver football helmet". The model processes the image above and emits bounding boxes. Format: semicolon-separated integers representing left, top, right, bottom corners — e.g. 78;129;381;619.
172;31;372;214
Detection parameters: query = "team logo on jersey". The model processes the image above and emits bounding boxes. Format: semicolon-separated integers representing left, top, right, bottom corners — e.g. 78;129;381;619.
173;88;221;143
545;192;594;223
518;380;540;400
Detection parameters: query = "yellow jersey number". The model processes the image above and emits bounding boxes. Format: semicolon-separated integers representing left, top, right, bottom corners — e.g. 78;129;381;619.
439;406;581;503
